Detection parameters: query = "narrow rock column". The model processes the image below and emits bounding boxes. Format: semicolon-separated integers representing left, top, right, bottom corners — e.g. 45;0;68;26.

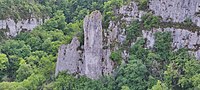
83;11;103;79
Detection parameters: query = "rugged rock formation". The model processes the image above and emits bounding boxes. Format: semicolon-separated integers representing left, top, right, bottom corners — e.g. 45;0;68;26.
83;11;104;79
149;0;200;26
0;18;45;36
55;0;200;79
143;28;200;60
119;1;146;22
55;37;82;76
55;11;114;79
119;1;200;60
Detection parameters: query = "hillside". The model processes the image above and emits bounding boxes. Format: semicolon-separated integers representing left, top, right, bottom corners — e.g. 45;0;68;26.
0;0;200;90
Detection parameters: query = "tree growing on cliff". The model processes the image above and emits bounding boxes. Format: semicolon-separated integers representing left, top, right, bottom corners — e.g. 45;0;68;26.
116;57;148;90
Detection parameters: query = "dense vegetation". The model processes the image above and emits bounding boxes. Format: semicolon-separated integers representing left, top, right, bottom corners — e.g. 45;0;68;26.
0;0;200;90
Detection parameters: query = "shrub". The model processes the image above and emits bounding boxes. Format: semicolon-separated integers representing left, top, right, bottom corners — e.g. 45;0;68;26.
110;51;122;64
137;0;148;11
154;32;172;61
126;20;141;42
142;13;161;30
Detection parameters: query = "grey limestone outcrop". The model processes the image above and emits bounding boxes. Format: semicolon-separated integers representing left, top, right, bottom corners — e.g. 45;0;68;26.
142;28;200;60
55;37;82;76
119;1;200;60
119;1;146;22
55;0;200;79
55;11;114;79
83;11;104;79
0;18;45;37
149;0;200;26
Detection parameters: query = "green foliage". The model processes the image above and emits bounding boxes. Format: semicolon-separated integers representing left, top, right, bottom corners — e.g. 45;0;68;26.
116;58;148;90
130;39;149;60
191;74;200;89
0;0;49;20
52;73;74;90
150;80;168;90
54;0;106;23
0;29;7;42
0;82;21;90
136;0;148;10
121;86;130;90
161;49;200;90
142;13;161;30
0;40;31;58
51;73;114;90
126;20;141;42
21;73;46;90
110;50;122;64
103;0;123;28
43;10;67;31
16;59;32;82
178;60;200;89
154;32;172;61
0;54;8;70
0;54;8;81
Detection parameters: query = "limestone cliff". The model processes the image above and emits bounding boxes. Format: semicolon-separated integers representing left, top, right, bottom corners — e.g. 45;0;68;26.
83;11;104;79
55;11;114;79
0;18;46;37
55;37;82;76
143;28;200;60
149;0;200;26
119;1;200;60
55;0;200;79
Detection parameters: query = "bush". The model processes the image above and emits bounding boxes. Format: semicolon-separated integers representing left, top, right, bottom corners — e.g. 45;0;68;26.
115;58;148;90
126;20;141;42
130;38;149;60
154;32;172;61
142;13;161;30
136;0;148;11
110;51;122;64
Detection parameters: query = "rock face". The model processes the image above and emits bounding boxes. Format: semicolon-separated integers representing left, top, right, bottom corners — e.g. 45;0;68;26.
149;0;200;26
118;1;200;60
55;37;81;76
119;1;146;22
55;11;114;79
142;28;200;60
55;0;200;79
0;18;44;37
83;11;104;79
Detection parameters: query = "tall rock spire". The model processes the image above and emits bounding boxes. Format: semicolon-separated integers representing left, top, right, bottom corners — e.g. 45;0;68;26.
83;10;103;79
55;10;114;79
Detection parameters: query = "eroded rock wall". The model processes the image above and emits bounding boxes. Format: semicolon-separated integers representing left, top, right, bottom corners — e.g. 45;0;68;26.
55;0;200;79
55;37;82;76
0;18;44;36
83;11;104;79
119;1;146;22
149;0;200;26
143;28;200;60
55;11;114;79
119;1;200;60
